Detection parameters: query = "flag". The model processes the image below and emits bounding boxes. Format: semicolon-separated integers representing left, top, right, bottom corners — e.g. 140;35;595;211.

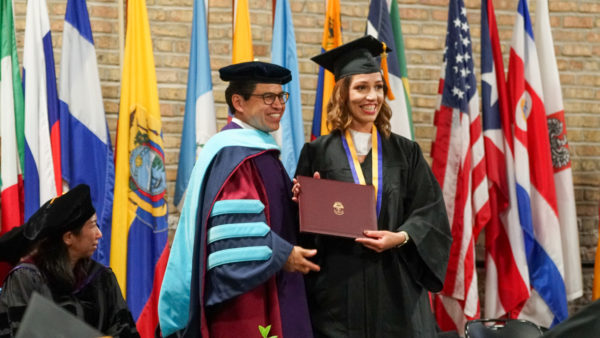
233;0;253;63
594;202;600;300
59;0;115;266
507;0;567;327
430;0;489;333
366;0;413;139
23;0;62;219
111;0;168;321
173;0;216;209
270;0;304;177
310;0;341;140
481;0;530;319
0;0;25;280
534;0;582;301
136;244;170;337
228;0;253;121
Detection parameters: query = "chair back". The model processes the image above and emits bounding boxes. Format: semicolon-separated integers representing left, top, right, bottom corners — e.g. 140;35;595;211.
465;319;543;338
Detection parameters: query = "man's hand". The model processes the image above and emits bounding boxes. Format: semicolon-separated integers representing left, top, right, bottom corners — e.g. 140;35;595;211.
284;246;320;274
292;171;320;202
355;230;407;253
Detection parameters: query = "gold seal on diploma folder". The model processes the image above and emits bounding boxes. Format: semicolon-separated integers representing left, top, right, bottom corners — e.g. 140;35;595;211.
297;176;377;238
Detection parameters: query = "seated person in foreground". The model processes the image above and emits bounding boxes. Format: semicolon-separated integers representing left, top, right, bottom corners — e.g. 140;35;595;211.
0;184;139;338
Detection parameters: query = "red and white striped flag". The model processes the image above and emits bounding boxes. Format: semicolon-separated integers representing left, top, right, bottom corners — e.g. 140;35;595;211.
481;0;530;319
430;0;490;333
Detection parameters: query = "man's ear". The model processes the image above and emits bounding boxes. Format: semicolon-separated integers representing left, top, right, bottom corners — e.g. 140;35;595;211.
231;94;245;115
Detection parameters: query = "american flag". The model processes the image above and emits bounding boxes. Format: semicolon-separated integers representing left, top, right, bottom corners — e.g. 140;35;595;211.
430;0;490;333
481;0;530;319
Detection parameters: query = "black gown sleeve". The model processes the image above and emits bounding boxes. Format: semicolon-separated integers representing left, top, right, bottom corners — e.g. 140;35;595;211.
0;265;52;338
101;268;140;338
295;142;314;178
395;141;452;292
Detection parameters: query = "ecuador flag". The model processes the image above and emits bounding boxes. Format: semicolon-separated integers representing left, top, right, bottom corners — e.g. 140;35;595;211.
111;0;168;321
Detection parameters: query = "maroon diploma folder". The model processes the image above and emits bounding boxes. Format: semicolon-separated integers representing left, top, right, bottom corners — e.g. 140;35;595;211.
297;176;377;238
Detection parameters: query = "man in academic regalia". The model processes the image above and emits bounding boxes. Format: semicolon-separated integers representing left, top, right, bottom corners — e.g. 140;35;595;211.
158;61;319;338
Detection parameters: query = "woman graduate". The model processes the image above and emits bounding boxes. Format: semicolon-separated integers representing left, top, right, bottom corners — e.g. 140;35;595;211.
0;185;139;338
294;35;452;337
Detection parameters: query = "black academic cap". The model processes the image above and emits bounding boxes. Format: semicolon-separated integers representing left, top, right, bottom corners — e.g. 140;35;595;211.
0;184;95;263
219;61;292;84
16;292;104;338
311;35;391;81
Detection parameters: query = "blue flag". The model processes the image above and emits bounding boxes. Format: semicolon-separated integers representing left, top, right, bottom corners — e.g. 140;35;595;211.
174;0;216;208
270;0;304;177
59;0;115;265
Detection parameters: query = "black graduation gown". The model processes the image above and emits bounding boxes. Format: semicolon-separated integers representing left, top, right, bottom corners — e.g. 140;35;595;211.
295;130;452;338
0;261;139;338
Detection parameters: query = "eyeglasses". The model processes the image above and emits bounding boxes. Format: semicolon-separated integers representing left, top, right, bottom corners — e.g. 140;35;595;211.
250;92;290;105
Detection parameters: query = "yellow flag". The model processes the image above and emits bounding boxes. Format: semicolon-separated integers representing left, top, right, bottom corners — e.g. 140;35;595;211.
233;0;254;63
111;0;169;319
310;0;342;139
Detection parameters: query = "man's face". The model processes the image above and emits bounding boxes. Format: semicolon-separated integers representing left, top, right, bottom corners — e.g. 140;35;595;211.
234;83;286;132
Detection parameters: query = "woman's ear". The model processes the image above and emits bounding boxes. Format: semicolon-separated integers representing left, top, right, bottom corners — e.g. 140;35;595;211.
62;231;74;246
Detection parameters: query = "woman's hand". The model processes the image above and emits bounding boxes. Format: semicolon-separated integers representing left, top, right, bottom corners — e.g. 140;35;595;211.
292;171;320;202
355;230;407;253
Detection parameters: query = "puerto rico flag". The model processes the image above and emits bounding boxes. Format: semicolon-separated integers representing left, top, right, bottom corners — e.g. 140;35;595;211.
507;0;567;327
481;0;530;319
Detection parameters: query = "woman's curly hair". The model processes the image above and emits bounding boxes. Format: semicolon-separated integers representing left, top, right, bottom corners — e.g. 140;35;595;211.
326;74;392;138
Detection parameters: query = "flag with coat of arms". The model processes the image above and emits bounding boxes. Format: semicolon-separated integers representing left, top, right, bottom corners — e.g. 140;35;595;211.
506;0;567;327
111;0;169;322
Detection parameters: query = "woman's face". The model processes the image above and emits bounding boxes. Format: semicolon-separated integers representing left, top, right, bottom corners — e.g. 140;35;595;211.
347;72;384;132
64;214;102;262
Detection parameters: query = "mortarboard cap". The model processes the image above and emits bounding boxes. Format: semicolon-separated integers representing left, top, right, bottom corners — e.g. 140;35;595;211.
0;184;95;263
16;292;105;338
311;35;391;82
219;61;292;84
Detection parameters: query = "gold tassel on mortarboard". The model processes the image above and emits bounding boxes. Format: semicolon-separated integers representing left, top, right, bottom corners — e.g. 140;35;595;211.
380;42;395;101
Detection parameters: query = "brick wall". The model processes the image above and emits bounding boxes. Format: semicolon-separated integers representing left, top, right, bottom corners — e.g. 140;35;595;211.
11;0;600;315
